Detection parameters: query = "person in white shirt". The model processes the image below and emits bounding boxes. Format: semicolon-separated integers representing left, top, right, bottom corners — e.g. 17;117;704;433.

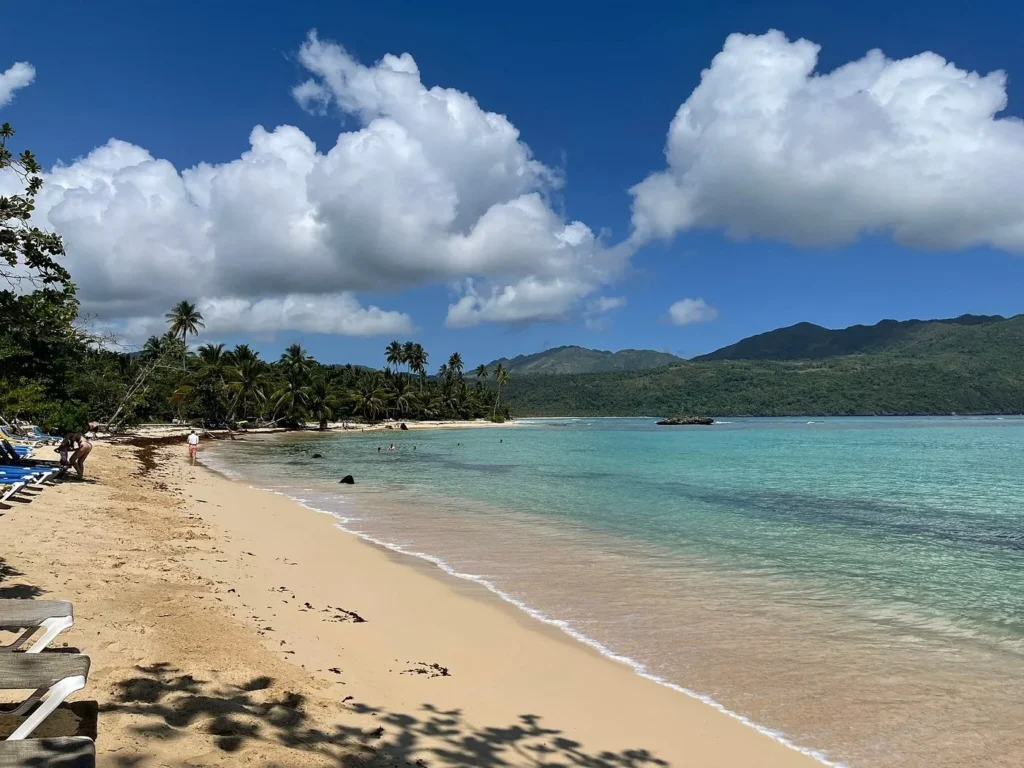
187;430;200;465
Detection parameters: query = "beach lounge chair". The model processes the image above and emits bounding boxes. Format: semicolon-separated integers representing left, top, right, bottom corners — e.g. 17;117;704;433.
0;653;90;740
0;601;74;653
0;482;26;504
0;467;57;486
0;428;42;447
0;441;33;460
29;426;62;443
0;736;95;767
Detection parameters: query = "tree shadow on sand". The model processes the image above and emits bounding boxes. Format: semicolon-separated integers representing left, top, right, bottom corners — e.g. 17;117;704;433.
102;662;668;767
0;556;45;599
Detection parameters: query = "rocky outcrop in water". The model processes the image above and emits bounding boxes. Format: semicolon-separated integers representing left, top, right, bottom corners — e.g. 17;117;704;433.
656;416;714;426
339;475;355;484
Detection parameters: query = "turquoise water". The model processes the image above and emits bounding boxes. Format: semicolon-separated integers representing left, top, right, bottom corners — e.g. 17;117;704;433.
206;417;1024;767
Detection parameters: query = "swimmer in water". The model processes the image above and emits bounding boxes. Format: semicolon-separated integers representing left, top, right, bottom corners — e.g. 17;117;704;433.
377;446;381;453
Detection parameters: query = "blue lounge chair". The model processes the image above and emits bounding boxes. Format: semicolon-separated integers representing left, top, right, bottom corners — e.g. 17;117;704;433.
29;426;62;442
0;466;58;485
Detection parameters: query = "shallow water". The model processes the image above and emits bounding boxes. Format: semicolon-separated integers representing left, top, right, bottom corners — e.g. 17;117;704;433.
205;417;1024;767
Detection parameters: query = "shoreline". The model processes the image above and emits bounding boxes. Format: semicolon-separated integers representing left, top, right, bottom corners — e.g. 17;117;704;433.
197;444;834;767
275;485;843;767
2;442;825;766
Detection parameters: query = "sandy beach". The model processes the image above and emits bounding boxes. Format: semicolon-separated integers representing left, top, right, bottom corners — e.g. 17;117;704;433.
0;439;823;767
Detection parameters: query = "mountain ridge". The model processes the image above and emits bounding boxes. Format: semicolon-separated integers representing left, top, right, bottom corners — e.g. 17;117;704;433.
500;314;1024;417
482;345;682;376
693;313;1007;362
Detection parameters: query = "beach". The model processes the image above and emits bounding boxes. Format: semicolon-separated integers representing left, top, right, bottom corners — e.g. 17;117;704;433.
0;439;821;766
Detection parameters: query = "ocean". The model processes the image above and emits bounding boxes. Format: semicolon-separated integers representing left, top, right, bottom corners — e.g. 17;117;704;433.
204;417;1024;767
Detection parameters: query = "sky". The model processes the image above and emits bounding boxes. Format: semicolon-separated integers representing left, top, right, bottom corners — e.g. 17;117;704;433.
3;0;1024;369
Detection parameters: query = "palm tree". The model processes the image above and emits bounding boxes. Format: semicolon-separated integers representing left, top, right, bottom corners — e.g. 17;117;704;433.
447;352;464;380
230;344;259;365
227;359;268;421
197;343;226;369
165;300;205;371
141;335;164;362
408;343;428;392
385;340;404;372
272;378;310;427
493;363;509;418
402;341;416;377
437;363;449;382
350;373;387;422
389;376;418;419
306;377;337;430
474;364;489;385
279;343;312;383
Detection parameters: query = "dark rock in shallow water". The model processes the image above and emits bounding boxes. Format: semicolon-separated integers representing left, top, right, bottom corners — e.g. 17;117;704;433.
656;416;715;426
339;475;355;484
399;422;408;430
311;453;323;459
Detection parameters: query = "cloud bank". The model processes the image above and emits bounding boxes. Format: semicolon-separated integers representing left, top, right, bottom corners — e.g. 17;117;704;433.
630;30;1024;252
6;33;617;342
7;28;1024;345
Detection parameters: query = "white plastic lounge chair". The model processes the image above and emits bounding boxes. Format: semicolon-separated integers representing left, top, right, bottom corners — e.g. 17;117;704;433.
0;601;74;653
0;653;90;740
0;736;95;767
0;482;25;504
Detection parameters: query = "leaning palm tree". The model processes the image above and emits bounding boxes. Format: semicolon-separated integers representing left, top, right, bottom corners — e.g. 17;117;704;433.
165;300;205;371
493;363;509;418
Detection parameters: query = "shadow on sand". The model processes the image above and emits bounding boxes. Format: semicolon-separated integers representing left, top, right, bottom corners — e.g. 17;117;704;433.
0;556;45;599
102;662;668;767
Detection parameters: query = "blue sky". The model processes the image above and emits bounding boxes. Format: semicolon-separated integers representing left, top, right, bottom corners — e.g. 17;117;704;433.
3;0;1023;368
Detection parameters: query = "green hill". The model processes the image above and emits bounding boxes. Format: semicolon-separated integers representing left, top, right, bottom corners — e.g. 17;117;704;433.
693;314;1006;361
483;345;681;376
503;315;1024;417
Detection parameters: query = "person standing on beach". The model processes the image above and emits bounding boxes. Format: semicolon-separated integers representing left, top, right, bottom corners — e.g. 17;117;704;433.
187;430;200;465
68;432;92;479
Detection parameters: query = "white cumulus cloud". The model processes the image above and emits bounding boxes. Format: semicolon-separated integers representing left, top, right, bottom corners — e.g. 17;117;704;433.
668;298;718;326
630;30;1024;252
12;32;619;343
0;62;34;106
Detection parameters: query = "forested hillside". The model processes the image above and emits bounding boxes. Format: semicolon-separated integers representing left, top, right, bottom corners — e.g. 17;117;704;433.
483;346;681;376
504;316;1024;416
693;314;1007;361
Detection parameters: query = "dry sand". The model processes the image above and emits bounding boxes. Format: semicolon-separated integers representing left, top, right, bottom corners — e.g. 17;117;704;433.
0;440;823;767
